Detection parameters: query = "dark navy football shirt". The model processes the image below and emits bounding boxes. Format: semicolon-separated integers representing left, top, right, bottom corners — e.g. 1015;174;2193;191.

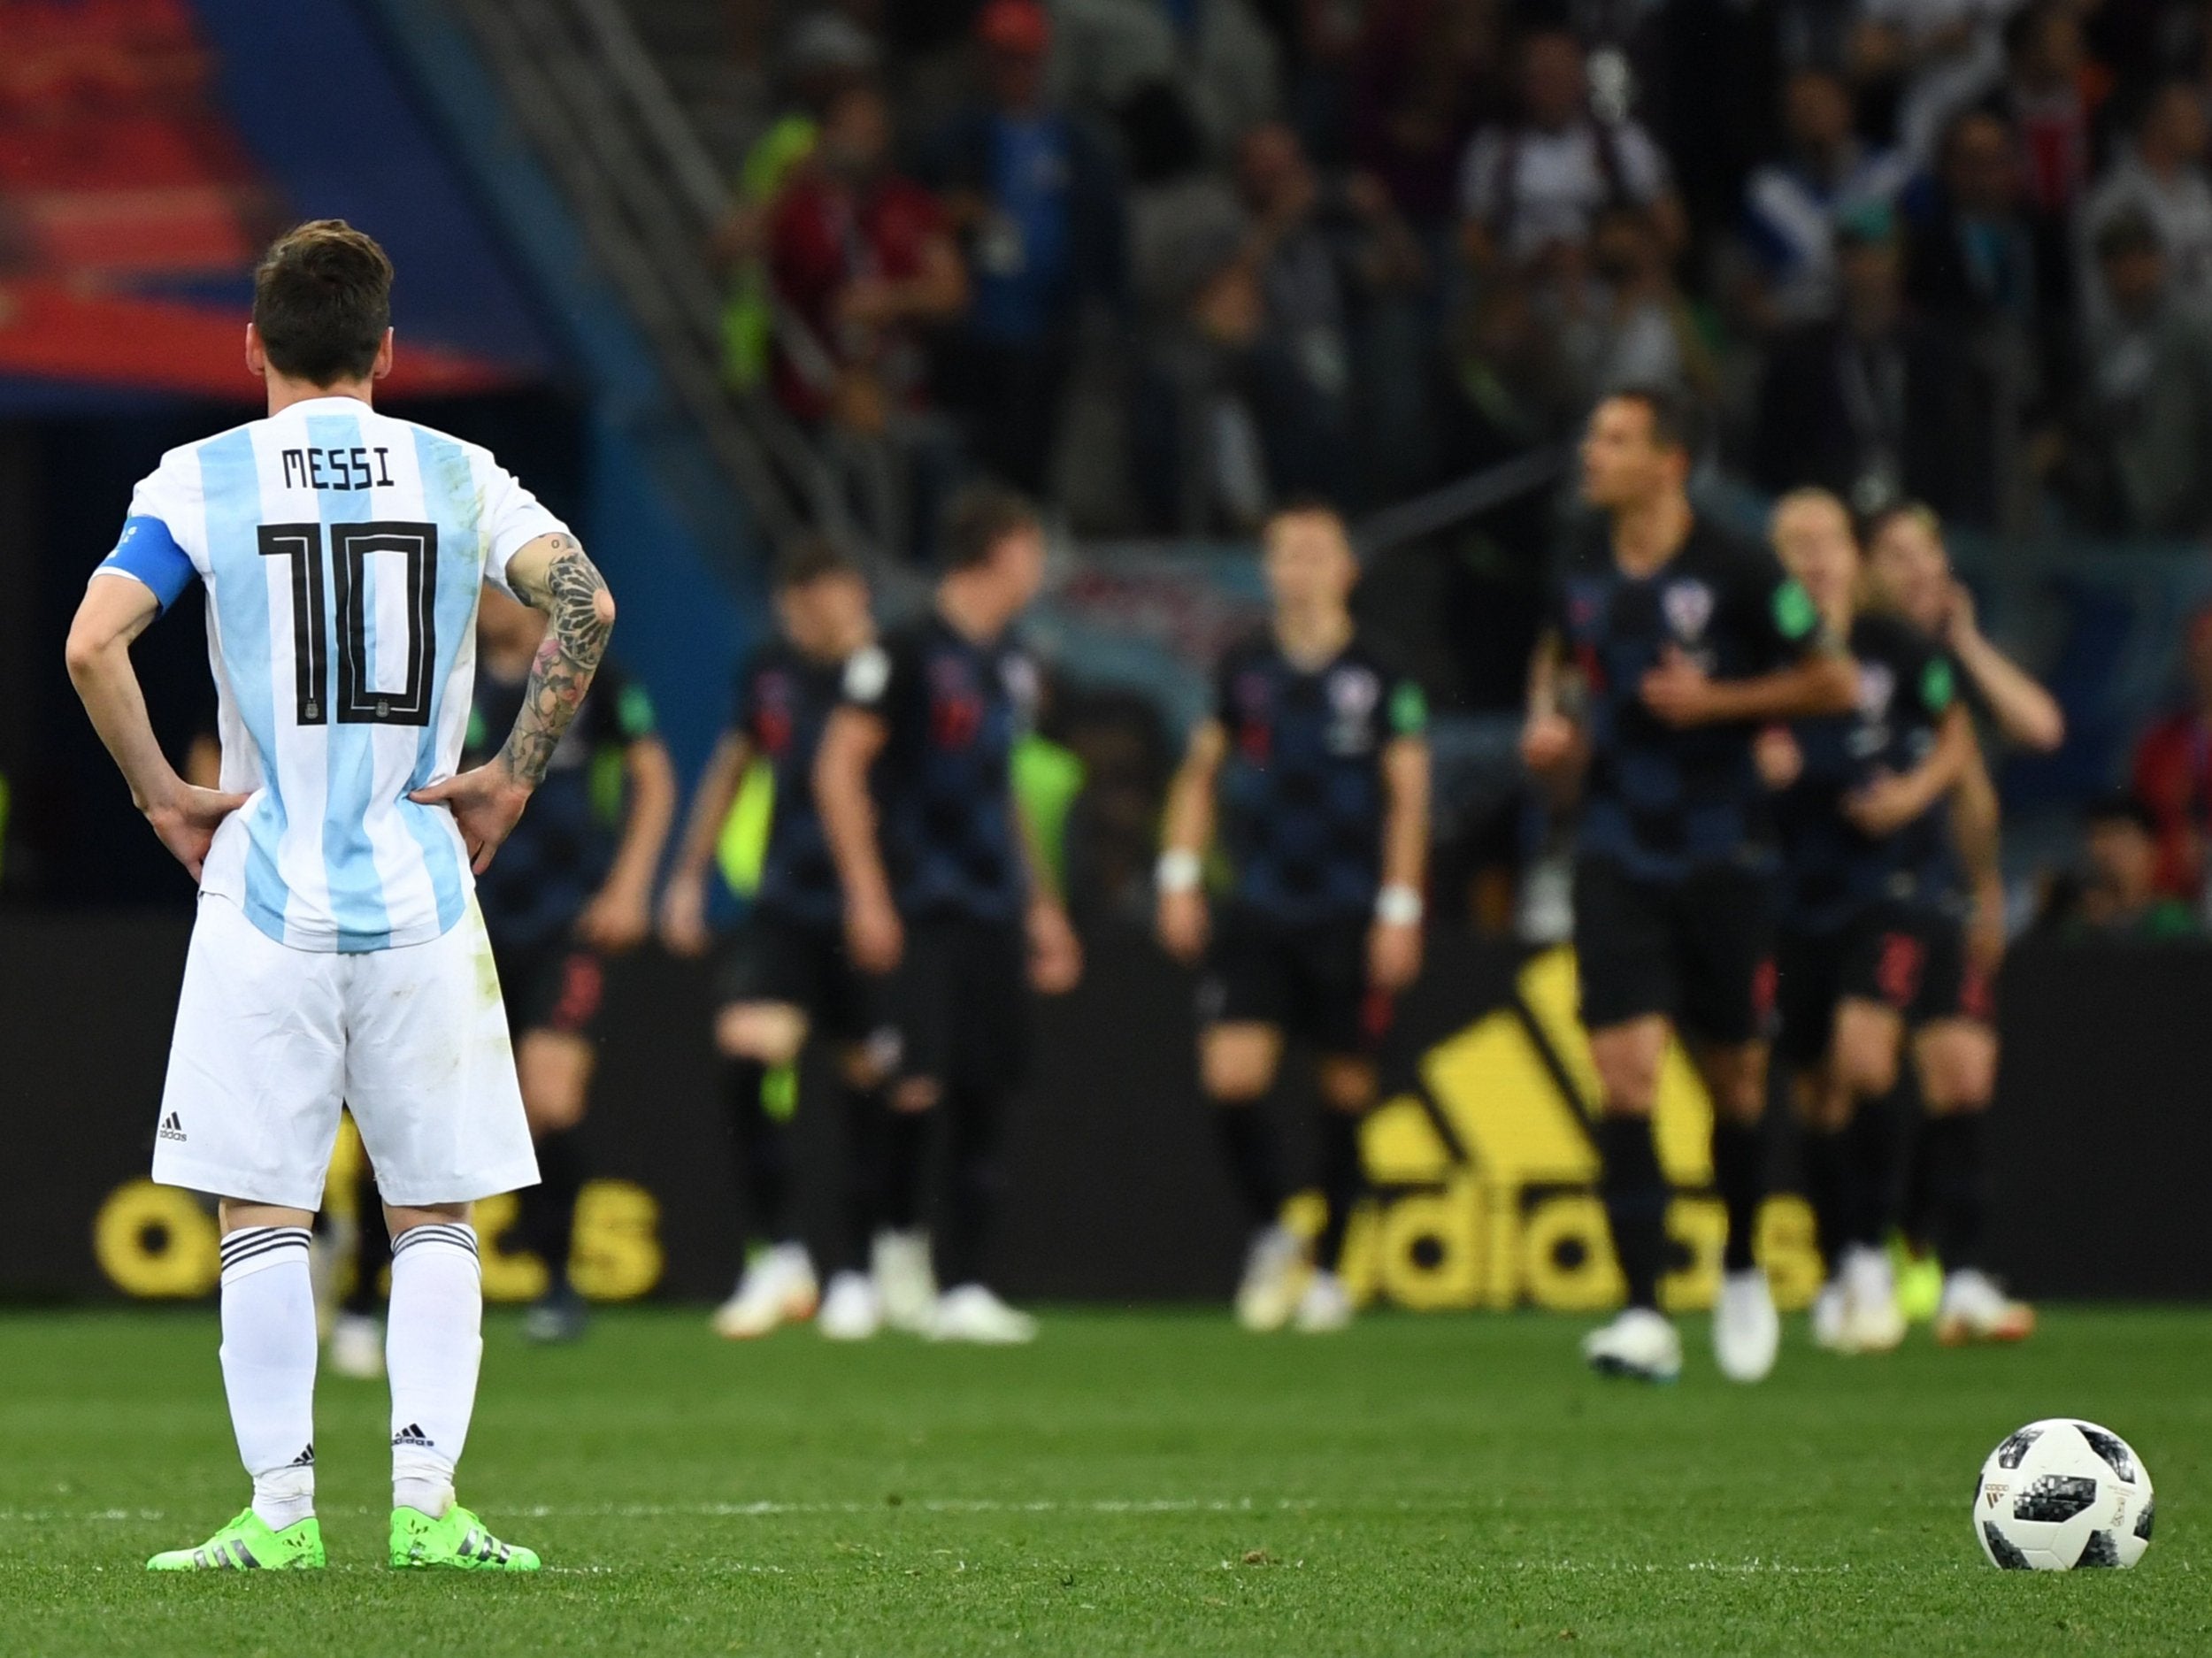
840;612;1037;924
1773;611;1960;932
1548;516;1829;883
1212;630;1426;925
733;638;848;928
465;658;656;948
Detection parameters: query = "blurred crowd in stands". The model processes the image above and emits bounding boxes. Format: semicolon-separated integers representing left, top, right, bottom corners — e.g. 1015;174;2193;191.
710;0;2212;543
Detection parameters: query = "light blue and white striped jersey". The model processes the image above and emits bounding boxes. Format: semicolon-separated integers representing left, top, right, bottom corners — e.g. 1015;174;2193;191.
96;397;567;953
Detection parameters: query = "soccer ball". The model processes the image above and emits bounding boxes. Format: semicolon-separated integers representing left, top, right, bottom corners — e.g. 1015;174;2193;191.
1973;1419;2154;1570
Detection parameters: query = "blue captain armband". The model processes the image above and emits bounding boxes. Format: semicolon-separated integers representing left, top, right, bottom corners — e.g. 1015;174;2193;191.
96;517;196;612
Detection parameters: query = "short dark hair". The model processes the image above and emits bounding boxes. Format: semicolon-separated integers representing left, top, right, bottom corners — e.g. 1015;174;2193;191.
774;533;859;590
2085;789;2156;837
252;220;394;387
1606;383;1702;457
941;482;1039;572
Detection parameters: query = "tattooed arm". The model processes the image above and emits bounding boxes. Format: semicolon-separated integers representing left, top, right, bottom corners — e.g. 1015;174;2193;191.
410;533;617;872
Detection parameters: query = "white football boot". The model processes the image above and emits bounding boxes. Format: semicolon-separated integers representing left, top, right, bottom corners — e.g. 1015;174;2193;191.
1233;1224;1307;1332
1292;1270;1353;1333
872;1230;939;1335
1581;1307;1682;1383
927;1284;1039;1345
710;1242;819;1339
1713;1267;1780;1383
1809;1280;1850;1352
1935;1269;2035;1346
326;1311;384;1381
1839;1245;1906;1354
816;1270;883;1341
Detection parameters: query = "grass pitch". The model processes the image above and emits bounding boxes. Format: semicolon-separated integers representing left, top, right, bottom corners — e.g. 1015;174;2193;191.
0;1306;2205;1655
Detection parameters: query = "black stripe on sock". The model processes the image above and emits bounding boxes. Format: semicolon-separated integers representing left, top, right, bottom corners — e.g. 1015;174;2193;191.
219;1234;311;1269
220;1225;311;1262
390;1224;478;1257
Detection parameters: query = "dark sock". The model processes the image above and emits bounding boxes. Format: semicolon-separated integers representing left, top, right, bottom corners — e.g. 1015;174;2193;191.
342;1188;390;1316
833;1078;887;1277
936;1086;1007;1289
1596;1114;1668;1311
1710;1118;1765;1274
1314;1109;1365;1272
1800;1123;1851;1280
1847;1085;1902;1249
880;1105;933;1233
722;1056;792;1244
1922;1112;1986;1270
1210;1102;1284;1230
521;1125;584;1296
1901;1090;1938;1253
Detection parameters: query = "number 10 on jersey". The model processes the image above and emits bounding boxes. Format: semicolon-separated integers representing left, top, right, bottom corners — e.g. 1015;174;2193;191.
258;520;439;727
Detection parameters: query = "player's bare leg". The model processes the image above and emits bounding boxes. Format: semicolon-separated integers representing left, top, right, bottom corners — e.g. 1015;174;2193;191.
382;1201;539;1570
1695;1039;1782;1383
517;1031;595;1343
710;1002;821;1337
1915;1020;2032;1345
148;1201;324;1570
1201;1024;1302;1330
1582;1017;1681;1381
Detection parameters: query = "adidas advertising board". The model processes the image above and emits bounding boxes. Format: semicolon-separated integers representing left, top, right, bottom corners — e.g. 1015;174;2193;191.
3;914;2207;1304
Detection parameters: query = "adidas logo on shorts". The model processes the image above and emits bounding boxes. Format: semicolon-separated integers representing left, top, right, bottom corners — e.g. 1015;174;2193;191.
157;1112;188;1143
392;1423;435;1448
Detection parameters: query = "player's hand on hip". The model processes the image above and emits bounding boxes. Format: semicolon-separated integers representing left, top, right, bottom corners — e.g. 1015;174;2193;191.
1842;769;1920;837
577;885;651;955
1640;647;1715;726
657;870;712;958
846;890;904;975
410;764;532;873
1519;710;1577;773
1754;724;1803;790
144;783;248;881
1028;900;1084;995
1156;887;1210;963
1368;917;1422;994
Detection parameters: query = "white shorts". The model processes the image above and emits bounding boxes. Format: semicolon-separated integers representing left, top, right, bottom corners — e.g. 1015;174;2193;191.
154;893;537;1209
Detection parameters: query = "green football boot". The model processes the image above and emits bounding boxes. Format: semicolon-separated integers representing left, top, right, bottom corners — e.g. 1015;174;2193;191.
1891;1238;1944;1325
148;1509;325;1570
389;1503;541;1571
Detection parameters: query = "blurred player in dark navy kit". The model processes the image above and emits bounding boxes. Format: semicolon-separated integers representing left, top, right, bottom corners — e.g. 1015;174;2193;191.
1523;388;1855;1385
465;586;674;1342
814;485;1083;1344
1156;503;1430;1333
659;539;890;1340
1758;490;1975;1355
1860;503;2047;1346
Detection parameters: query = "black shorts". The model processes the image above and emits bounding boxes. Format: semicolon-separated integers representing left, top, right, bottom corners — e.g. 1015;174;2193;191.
1198;910;1391;1055
713;913;882;1047
1573;857;1777;1045
494;940;608;1040
1775;902;1982;1066
883;917;1031;1092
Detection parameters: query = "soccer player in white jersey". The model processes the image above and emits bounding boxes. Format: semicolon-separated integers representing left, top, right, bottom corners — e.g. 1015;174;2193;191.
65;221;615;1572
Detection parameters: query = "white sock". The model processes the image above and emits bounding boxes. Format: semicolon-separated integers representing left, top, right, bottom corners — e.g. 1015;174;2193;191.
217;1225;318;1531
386;1221;482;1518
